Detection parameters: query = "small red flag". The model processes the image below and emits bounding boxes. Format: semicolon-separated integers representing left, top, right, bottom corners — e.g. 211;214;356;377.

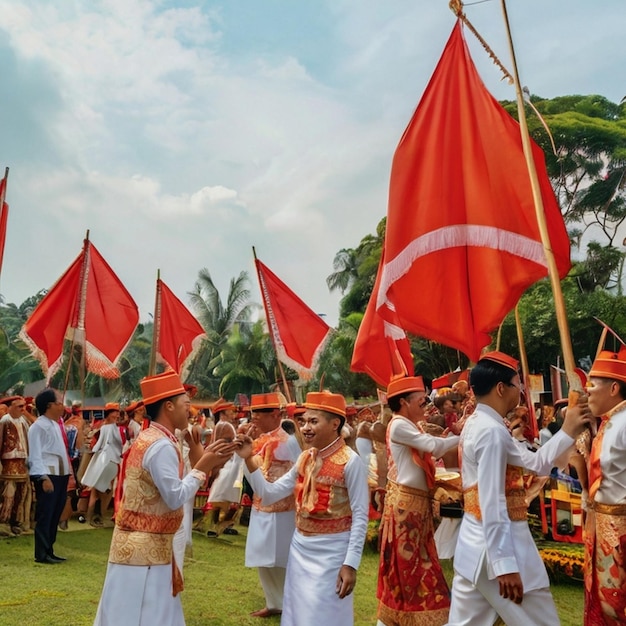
351;248;414;387
255;258;332;380
20;238;139;380
155;278;206;374
377;22;571;362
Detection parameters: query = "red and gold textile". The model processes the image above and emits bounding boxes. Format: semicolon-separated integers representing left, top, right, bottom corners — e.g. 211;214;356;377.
252;427;296;514
294;437;352;535
377;480;450;626
110;424;185;595
585;503;626;625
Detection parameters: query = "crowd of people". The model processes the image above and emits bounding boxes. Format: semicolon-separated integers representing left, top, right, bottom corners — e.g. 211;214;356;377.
1;345;625;625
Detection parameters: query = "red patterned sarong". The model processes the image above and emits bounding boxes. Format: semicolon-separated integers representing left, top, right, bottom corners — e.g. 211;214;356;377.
377;480;449;626
585;502;626;625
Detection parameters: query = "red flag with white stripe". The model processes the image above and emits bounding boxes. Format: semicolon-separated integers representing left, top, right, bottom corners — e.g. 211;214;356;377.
377;22;571;362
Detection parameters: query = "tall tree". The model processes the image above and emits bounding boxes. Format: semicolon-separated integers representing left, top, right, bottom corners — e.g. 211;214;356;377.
185;269;256;397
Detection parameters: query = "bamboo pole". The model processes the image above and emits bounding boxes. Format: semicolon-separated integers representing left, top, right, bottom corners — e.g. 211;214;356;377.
149;269;161;376
500;0;582;393
252;247;293;403
515;303;539;439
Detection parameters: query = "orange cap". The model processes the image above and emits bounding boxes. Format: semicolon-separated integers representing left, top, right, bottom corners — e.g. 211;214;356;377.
104;402;120;412
387;375;426;399
141;371;186;405
589;348;626;384
125;400;143;414
212;397;236;415
250;392;286;411
479;351;519;372
304;391;346;418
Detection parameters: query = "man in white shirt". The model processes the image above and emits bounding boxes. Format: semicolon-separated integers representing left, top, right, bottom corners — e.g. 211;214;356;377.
583;345;626;625
28;388;71;564
377;375;460;626
447;351;591;626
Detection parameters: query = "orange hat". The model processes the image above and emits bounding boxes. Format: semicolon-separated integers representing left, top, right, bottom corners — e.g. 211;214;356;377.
0;395;22;407
125;400;143;414
589;347;626;384
387;375;426;400
104;402;120;412
479;351;519;372
286;402;306;418
212;397;236;415
304;391;346;418
251;392;286;411
141;371;186;406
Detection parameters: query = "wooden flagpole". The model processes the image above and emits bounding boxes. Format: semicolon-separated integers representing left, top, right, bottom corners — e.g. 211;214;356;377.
499;0;582;394
0;167;9;286
252;247;293;403
149;269;161;376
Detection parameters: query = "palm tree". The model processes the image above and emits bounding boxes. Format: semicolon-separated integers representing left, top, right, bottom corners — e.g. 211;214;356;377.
185;268;257;397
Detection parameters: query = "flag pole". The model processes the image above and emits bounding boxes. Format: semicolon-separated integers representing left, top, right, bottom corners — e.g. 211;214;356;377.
499;0;582;394
149;269;161;376
515;303;538;440
0;167;9;285
252;247;293;403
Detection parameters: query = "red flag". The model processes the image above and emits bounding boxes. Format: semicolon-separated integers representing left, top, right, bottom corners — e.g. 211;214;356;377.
255;258;332;380
377;22;571;362
351;248;414;387
0;173;9;277
20;238;139;380
155;278;206;373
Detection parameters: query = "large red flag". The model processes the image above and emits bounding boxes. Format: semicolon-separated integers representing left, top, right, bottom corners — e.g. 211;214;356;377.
351;248;414;387
20;238;139;380
0;172;9;277
377;22;571;362
155;278;206;374
255;258;332;380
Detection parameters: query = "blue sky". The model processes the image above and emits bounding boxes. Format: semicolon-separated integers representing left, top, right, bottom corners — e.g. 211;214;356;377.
0;0;623;327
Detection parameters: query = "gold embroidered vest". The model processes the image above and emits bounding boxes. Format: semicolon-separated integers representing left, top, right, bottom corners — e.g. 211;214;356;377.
109;425;184;568
252;427;296;514
295;438;353;535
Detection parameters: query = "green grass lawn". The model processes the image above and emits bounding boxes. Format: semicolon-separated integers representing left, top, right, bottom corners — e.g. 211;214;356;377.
0;522;583;625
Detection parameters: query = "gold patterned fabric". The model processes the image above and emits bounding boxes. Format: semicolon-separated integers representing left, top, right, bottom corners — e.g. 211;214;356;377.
585;504;626;625
109;425;184;596
294;437;352;535
463;464;527;522
252;427;296;514
377;481;450;625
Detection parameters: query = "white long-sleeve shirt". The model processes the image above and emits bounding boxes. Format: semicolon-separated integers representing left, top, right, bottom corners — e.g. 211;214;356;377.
28;415;71;477
454;403;574;590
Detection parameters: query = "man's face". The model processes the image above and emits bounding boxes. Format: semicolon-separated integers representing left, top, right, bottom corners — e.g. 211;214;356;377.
587;377;621;417
300;409;340;449
7;397;25;419
220;408;238;425
133;406;145;423
169;393;191;430
251;408;280;434
401;392;427;423
47;392;65;421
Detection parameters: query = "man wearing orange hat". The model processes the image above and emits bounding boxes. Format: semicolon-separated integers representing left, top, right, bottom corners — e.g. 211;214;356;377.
376;375;460;626
81;402;126;527
238;390;369;626
582;346;626;625
447;351;592;626
245;392;301;618
0;396;32;536
204;397;244;537
125;400;145;441
93;371;239;626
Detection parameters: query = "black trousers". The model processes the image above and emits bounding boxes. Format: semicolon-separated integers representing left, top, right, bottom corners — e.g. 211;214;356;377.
33;474;69;561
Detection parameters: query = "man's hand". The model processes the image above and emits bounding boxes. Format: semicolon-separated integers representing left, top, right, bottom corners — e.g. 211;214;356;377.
561;395;592;439
194;439;239;474
498;572;523;604
335;565;357;599
41;477;54;493
235;435;254;460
